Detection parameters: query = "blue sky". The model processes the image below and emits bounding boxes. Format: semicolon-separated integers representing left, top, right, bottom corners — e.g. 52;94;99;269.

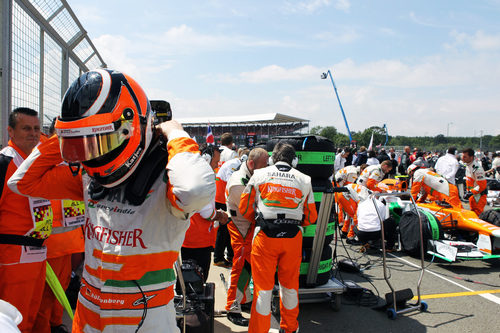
69;0;500;137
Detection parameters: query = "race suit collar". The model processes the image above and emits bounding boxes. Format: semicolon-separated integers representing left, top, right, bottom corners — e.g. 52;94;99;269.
275;161;291;167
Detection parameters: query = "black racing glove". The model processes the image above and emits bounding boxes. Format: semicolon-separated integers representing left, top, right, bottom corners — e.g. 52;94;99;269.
463;191;474;200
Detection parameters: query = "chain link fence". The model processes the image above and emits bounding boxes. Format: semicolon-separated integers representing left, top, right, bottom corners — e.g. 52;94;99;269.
1;0;106;147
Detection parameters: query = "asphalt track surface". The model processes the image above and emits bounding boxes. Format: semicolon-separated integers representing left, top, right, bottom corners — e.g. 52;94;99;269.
210;237;500;333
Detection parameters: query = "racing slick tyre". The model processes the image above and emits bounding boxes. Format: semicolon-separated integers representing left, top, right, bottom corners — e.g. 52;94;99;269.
299;245;333;287
302;222;335;248
312;178;337;215
479;209;500;227
487;179;500;191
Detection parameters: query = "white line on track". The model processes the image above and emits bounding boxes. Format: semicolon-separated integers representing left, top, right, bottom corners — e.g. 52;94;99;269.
387;253;500;306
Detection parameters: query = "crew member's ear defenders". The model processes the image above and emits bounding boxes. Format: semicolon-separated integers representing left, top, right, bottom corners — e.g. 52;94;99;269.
268;155;299;168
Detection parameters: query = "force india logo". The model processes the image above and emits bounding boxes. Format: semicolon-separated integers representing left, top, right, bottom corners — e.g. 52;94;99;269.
84;218;147;249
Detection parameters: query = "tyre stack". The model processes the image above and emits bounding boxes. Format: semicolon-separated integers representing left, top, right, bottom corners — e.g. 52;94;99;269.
266;135;336;287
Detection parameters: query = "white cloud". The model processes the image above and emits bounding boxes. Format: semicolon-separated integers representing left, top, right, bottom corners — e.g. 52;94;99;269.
144;77;500;137
207;54;500;88
446;30;500;51
283;0;350;14
92;34;174;82
334;0;351;12
71;4;106;24
91;24;296;76
193;50;500;136
467;31;500;50
206;64;320;83
409;11;440;28
138;24;296;55
284;0;331;13
274;83;500;137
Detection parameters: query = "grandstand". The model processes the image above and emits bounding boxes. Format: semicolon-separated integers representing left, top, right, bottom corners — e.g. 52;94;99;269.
177;113;310;147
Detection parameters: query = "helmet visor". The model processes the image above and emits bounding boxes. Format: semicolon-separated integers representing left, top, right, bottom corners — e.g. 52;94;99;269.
56;121;132;162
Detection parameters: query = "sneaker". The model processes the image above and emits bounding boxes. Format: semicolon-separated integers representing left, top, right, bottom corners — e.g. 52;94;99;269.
227;312;249;326
340;231;348;239
214;259;232;268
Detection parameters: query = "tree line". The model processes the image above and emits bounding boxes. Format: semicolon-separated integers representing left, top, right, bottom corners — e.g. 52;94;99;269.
310;125;500;152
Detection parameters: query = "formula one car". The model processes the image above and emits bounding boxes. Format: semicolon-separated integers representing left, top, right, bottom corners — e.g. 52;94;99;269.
381;178;500;262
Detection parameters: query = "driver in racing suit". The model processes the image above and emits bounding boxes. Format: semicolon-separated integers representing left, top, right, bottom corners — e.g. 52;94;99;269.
462;148;487;215
8;69;215;332
240;142;317;333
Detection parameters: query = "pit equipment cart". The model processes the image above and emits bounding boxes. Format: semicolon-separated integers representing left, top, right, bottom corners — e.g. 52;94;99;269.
371;192;428;320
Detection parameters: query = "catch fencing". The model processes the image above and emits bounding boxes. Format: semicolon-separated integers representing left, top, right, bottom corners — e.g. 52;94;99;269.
1;0;106;147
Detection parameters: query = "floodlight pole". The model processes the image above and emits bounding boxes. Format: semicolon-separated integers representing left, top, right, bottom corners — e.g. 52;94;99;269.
322;69;353;143
383;123;388;147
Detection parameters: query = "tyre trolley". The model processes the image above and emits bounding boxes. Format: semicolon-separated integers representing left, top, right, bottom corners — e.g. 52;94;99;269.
271;187;345;317
371;192;428;320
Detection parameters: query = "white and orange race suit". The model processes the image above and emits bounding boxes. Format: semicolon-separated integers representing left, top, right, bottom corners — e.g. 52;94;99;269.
465;159;487;215
337;184;372;238
224;161;254;313
239;161;317;333
8;133;215;333
356;164;389;192
334;165;359;187
410;168;462;209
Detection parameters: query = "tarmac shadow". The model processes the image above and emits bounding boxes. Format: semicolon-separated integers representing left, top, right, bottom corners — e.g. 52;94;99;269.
419;311;474;329
297;302;427;333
